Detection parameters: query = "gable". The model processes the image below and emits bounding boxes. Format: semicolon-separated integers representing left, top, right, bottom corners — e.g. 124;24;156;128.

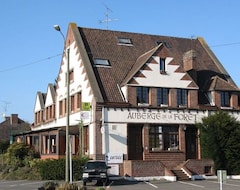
126;45;198;89
34;92;45;112
45;84;56;107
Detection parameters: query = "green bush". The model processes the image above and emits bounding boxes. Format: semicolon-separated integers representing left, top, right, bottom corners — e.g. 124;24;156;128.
5;142;33;167
37;156;89;180
0;141;9;153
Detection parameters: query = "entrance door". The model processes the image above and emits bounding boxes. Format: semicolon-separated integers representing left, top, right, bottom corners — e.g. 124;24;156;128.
128;124;143;160
185;127;197;159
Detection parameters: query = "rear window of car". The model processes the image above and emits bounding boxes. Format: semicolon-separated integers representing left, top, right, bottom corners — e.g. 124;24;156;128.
86;162;106;169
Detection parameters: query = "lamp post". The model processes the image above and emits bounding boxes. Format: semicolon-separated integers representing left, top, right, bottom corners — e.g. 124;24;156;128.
54;25;70;183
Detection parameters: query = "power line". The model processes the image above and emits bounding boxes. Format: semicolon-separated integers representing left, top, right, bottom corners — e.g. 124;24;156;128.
0;53;62;73
0;40;239;74
210;42;240;48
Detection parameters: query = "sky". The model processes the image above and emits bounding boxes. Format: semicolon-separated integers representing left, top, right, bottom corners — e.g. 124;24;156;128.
0;0;240;123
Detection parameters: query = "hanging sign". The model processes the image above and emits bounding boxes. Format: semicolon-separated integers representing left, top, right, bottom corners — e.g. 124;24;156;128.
82;102;91;111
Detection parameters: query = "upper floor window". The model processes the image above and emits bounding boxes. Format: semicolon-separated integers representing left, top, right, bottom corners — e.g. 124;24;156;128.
160;58;166;73
69;69;74;82
177;89;187;107
65;69;74;85
137;86;149;104
221;91;230;107
157;88;169;106
76;92;82;110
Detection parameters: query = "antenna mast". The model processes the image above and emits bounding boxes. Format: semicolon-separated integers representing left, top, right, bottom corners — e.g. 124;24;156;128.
99;3;118;29
1;100;11;119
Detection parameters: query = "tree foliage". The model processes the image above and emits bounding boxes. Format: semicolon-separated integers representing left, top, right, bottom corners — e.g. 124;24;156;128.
197;111;240;174
0;140;9;153
5;142;34;167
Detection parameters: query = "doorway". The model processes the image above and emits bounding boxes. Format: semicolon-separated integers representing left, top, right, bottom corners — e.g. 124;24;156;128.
128;124;143;160
185;127;197;159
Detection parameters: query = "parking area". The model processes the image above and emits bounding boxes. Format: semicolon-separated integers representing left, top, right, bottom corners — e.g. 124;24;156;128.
103;178;240;190
0;178;240;190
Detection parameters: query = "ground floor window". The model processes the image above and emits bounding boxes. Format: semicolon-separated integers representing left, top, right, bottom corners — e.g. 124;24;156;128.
149;125;179;151
42;134;57;154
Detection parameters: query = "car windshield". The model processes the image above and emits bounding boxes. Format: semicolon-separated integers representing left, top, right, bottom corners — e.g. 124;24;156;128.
86;162;106;169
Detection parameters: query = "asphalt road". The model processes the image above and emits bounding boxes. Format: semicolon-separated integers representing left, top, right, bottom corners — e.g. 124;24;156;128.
0;178;240;190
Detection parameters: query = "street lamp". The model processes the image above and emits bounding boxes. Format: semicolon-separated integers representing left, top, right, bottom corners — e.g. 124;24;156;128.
54;25;70;183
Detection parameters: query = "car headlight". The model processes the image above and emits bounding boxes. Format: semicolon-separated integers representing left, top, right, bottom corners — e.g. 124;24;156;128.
83;173;89;178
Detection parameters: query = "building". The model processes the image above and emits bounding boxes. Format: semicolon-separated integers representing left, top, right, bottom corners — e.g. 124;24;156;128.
21;23;240;179
0;114;30;143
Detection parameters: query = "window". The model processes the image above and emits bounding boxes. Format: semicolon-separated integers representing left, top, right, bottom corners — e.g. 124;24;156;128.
69;69;74;82
117;37;132;45
149;125;179;151
59;100;63;116
94;59;110;66
177;89;187;107
149;126;163;150
156;41;171;48
221;91;230;107
137;86;149;104
157;88;169;106
77;92;82;110
59;99;66;116
160;58;166;73
42;135;57;154
65;69;74;85
70;95;75;112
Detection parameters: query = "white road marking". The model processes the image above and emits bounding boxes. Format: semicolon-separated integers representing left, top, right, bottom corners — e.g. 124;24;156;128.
107;181;114;189
144;181;158;188
10;181;47;187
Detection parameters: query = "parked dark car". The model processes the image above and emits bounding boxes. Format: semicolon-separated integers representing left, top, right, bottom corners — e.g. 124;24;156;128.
82;160;111;186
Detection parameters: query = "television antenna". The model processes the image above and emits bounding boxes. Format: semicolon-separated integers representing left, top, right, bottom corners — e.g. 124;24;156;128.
1;100;11;119
99;3;118;29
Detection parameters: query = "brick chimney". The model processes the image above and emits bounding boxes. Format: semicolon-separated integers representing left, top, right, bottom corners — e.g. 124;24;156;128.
10;114;18;125
183;50;198;71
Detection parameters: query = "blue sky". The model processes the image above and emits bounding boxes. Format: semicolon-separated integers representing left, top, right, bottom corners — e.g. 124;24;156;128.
0;0;240;123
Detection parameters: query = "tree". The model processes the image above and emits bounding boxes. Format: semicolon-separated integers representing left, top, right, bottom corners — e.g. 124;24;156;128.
197;111;240;174
5;142;33;167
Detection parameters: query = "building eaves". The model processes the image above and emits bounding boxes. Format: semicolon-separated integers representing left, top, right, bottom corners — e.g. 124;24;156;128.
70;23;104;103
208;76;240;91
198;37;238;88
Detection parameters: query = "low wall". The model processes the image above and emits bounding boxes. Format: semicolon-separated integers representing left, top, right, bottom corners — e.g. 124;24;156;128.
184;159;214;175
123;160;165;177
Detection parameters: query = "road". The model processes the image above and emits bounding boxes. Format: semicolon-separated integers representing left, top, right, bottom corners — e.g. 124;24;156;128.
0;178;240;190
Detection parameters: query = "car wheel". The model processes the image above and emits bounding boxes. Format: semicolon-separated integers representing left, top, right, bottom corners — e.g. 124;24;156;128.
103;179;108;186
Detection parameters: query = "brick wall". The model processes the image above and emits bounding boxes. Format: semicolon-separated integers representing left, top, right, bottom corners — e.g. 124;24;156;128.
184;159;214;175
144;151;185;169
123;160;165;177
127;86;137;105
188;90;198;108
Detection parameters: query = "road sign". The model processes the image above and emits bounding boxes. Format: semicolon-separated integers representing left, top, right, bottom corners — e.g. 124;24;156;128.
82;102;91;111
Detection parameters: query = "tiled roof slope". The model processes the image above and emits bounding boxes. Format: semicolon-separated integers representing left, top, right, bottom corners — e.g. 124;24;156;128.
78;27;239;103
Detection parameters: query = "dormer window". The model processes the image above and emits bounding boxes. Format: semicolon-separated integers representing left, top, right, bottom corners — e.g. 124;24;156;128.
156;41;171;48
94;59;110;67
117;37;133;46
160;58;166;74
221;91;230;107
